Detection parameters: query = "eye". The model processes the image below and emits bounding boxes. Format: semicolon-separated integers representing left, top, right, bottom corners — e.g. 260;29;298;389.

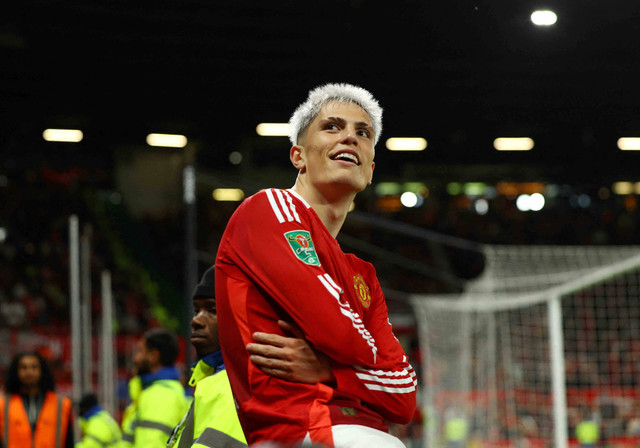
325;123;340;131
357;129;371;138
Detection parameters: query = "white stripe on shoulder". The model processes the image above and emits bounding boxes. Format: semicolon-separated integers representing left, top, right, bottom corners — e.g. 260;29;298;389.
282;190;301;222
265;189;285;223
286;189;311;208
274;189;294;222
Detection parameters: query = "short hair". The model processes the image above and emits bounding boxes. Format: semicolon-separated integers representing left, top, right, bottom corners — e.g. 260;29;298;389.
288;83;383;146
142;328;179;367
5;351;56;395
79;392;99;416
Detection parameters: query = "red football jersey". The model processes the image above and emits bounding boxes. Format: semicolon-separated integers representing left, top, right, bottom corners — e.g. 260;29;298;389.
215;188;417;446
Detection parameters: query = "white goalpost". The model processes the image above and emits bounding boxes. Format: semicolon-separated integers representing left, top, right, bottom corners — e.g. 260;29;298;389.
411;245;640;448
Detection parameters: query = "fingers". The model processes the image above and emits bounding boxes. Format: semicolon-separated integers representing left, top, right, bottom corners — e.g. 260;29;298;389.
277;320;304;339
252;331;287;347
249;354;292;379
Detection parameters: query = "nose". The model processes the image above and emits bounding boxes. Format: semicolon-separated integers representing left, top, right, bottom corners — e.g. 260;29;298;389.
340;126;358;146
191;312;203;329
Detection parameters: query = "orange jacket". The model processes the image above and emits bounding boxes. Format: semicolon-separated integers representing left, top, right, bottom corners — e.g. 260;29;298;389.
1;391;72;448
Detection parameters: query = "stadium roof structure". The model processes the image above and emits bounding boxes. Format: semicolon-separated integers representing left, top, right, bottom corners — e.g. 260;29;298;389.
1;0;640;182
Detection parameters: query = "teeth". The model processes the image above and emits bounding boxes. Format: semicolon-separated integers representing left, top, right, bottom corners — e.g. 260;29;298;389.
335;152;359;164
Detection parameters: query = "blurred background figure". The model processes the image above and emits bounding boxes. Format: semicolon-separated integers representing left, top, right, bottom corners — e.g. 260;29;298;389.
0;351;74;448
132;328;187;447
119;370;140;448
75;392;122;448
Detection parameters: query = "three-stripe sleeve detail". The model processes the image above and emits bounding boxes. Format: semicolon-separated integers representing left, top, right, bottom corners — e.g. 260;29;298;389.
354;362;418;394
266;189;301;224
317;273;378;363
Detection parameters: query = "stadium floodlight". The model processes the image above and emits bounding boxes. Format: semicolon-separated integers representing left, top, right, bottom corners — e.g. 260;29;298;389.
400;191;423;208
256;123;290;137
531;10;557;26
493;137;534;151
613;182;633;195
43;128;83;143
212;188;244;201
617;137;640;150
146;133;188;148
385;137;427;151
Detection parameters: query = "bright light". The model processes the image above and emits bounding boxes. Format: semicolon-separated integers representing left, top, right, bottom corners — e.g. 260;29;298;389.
385;137;428;151
531;10;557;26
529;193;545;211
400;192;422;208
474;199;489;215
617;137;640;150
493;137;534;151
0;227;6;243
256;123;290;137
212;188;245;201
43;129;83;142
613;182;633;195
146;133;188;148
516;194;545;212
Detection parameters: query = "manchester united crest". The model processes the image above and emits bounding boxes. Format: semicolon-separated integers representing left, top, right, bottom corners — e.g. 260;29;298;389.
353;274;371;308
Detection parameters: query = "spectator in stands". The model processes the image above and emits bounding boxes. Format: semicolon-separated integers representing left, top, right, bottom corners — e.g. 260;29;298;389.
132;328;188;447
0;351;74;448
76;392;122;447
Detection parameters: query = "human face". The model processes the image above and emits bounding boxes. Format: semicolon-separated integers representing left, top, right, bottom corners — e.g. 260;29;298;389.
132;339;153;375
292;101;375;196
17;355;42;390
191;297;220;359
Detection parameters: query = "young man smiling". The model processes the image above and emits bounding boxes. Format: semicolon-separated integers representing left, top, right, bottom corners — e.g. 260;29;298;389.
215;83;417;447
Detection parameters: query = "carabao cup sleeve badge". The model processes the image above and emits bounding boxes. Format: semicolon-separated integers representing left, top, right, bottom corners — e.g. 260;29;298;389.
284;230;321;266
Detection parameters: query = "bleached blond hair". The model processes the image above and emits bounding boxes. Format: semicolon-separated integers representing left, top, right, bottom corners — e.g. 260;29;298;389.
288;83;383;146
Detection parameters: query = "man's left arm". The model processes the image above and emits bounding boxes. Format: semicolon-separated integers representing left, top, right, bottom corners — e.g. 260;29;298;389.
331;276;417;424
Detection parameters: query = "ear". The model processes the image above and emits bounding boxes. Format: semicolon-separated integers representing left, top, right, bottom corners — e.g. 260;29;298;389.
368;161;375;185
290;145;306;170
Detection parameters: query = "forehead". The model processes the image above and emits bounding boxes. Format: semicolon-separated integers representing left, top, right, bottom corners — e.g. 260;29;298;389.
18;355;40;367
315;100;372;124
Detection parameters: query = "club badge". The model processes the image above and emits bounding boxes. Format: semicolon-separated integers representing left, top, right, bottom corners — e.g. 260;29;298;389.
353;274;371;308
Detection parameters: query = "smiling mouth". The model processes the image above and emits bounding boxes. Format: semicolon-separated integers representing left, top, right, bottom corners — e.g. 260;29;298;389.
331;152;360;165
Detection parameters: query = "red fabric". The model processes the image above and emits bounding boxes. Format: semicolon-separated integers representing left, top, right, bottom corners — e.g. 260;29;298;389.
216;188;417;446
0;392;71;448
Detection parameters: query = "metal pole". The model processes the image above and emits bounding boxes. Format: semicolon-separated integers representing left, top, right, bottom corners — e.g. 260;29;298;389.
69;215;82;404
100;270;116;415
183;164;197;369
81;225;93;393
549;294;568;448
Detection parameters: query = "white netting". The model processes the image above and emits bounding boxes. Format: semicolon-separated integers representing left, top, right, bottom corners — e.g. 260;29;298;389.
411;245;640;448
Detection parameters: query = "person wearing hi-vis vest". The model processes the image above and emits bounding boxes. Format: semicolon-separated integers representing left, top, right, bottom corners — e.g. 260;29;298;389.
120;373;141;448
575;416;599;448
75;392;122;448
166;265;246;448
132;328;188;448
444;407;468;448
1;351;75;448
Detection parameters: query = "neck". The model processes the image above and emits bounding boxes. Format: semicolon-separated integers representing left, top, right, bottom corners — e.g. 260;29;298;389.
20;386;41;397
291;181;355;238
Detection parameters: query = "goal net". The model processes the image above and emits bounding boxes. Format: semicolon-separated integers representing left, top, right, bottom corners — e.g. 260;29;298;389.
411;245;640;448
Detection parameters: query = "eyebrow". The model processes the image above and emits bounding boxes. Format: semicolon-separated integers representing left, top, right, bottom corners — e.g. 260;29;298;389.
323;116;374;130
